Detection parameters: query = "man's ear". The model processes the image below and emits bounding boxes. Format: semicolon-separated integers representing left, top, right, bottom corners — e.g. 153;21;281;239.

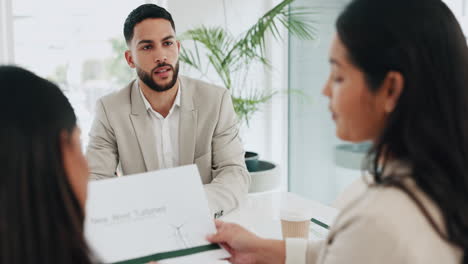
177;40;181;52
381;71;404;114
124;50;136;68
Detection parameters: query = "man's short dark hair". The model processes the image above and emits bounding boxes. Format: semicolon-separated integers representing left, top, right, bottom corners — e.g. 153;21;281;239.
123;4;175;45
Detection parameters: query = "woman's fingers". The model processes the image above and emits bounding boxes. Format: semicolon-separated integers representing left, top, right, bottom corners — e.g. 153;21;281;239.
207;231;225;243
214;219;224;229
208;220;229;243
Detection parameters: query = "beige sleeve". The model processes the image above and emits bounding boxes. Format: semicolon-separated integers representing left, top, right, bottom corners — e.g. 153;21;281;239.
317;215;402;264
86;99;119;180
204;89;251;217
285;238;325;264
285;214;403;264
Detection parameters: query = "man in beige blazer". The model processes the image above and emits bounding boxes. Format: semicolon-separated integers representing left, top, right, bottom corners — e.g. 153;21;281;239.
86;4;250;218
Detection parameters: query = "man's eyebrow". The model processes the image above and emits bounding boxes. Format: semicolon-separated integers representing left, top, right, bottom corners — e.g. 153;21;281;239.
162;35;176;41
137;40;154;45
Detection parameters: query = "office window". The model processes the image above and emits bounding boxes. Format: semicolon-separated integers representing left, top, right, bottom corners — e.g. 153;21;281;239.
288;0;468;205
11;0;161;146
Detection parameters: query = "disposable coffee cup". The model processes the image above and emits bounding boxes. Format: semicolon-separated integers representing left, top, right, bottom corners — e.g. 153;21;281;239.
280;210;310;239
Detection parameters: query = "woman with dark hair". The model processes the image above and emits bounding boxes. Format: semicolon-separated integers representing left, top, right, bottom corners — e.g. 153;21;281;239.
0;66;94;263
206;0;468;263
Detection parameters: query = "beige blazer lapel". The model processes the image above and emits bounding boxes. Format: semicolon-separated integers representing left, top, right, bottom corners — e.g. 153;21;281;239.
178;77;198;165
129;81;159;172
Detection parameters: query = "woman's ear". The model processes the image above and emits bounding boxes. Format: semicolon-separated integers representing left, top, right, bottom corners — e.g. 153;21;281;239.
60;130;74;174
381;71;404;113
60;128;89;208
60;130;72;152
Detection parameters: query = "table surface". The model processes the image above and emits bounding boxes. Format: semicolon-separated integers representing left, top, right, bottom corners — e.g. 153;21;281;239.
199;191;338;264
221;191;339;240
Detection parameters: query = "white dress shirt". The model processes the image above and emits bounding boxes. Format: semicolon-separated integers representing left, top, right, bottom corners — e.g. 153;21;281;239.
139;83;180;169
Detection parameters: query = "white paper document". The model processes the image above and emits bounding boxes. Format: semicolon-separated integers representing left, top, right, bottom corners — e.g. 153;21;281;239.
84;165;230;263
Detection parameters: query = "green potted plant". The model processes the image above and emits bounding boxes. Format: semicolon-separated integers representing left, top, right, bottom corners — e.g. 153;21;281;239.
180;0;315;124
179;0;316;182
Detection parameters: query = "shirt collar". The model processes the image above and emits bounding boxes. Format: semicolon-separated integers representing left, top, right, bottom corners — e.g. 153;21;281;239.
138;81;181;112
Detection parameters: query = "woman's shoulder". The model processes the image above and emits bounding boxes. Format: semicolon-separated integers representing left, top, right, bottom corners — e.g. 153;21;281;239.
340;177;442;234
355;182;432;223
330;180;462;262
337;161;442;233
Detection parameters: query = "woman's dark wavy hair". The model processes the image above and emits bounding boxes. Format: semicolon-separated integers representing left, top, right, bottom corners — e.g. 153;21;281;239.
0;66;93;263
337;0;468;261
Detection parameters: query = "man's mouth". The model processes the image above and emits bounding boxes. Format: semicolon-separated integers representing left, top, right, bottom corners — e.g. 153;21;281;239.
154;66;172;74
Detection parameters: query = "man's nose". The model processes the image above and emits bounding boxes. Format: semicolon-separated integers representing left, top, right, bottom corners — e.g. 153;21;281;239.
154;54;168;64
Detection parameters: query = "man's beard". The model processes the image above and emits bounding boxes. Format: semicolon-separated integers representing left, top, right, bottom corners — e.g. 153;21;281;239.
136;61;180;92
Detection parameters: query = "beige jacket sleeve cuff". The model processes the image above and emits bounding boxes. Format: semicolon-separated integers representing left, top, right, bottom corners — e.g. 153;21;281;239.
285;238;324;264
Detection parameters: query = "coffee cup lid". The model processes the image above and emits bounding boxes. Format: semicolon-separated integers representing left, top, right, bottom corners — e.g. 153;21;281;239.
280;209;310;222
